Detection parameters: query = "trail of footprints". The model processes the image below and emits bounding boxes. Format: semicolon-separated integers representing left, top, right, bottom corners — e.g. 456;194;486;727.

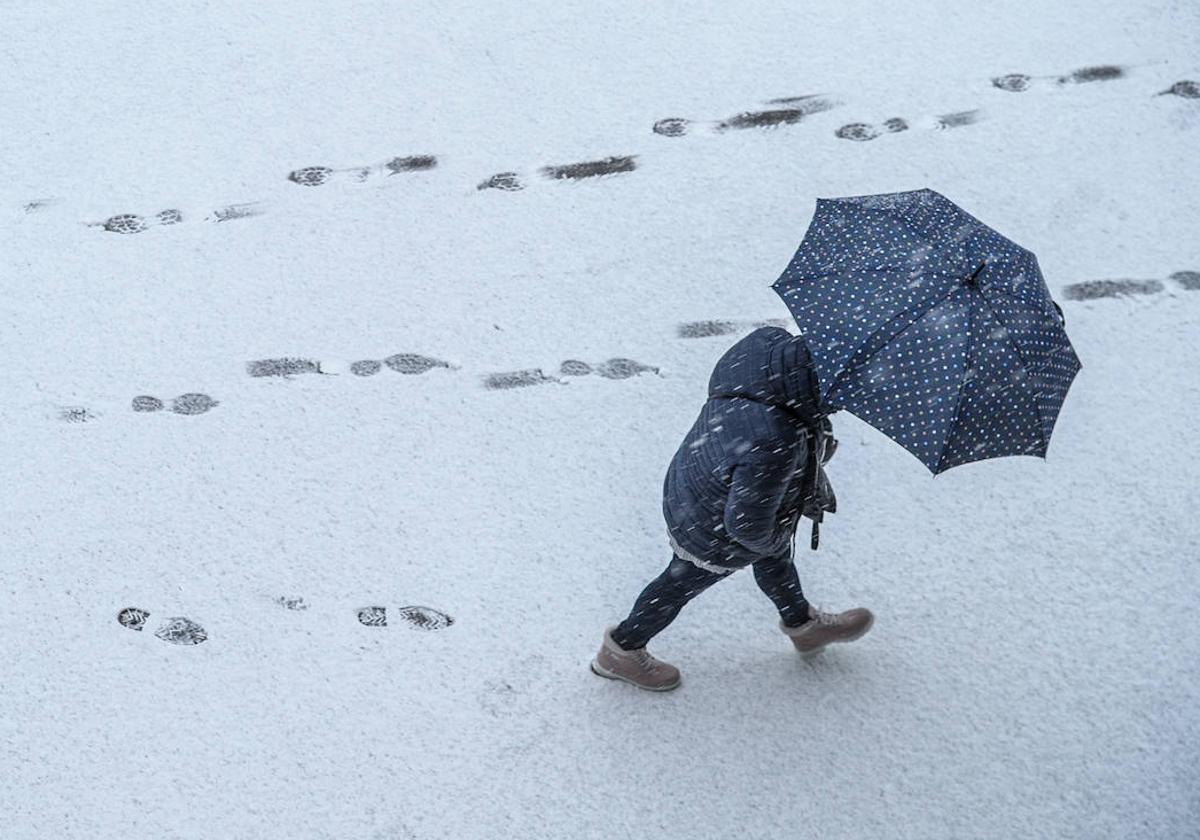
39;63;1193;227
89;204;265;235
990;64;1197;96
676;318;792;338
110;275;1200;643
117;602;455;645
84;151;644;227
650;93;981;143
992;64;1131;92
835;110;980;142
118;608;208;645
483;357;660;390
477;155;638;192
244;353;456;378
355;605;454;630
27;63;1200;418
652;94;840;138
671;274;1200;338
55;267;1200;424
287;155;438;187
132;393;220;415
243;352;659;390
59;353;660;423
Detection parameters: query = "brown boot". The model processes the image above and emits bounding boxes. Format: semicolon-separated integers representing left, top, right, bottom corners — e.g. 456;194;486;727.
591;626;682;691
781;604;874;655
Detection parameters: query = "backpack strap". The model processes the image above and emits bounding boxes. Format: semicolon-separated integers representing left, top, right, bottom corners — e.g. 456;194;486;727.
804;415;837;551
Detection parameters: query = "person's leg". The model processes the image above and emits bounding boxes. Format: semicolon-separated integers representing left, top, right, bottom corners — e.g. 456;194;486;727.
752;554;811;628
610;555;729;650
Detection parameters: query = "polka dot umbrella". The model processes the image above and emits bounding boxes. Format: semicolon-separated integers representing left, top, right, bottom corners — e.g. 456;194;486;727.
772;188;1081;474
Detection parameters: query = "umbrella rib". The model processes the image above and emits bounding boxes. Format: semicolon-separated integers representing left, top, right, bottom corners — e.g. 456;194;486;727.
976;290;1053;453
826;278;962;400
933;291;975;474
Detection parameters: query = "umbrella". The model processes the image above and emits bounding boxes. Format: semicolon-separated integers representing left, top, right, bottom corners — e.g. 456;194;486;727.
772;188;1081;474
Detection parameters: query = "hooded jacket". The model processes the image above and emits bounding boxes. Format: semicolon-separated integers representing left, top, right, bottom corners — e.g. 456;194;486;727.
662;327;835;571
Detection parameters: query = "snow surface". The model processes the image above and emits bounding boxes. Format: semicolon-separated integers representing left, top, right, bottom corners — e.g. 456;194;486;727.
2;2;1199;838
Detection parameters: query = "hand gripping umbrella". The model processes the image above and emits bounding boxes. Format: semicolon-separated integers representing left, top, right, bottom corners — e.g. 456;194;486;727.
772;188;1081;474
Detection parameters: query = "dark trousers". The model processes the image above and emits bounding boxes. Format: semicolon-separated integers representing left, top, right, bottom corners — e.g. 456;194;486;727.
610;553;810;651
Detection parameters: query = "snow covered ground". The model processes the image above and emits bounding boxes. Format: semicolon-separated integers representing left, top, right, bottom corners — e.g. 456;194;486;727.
2;1;1198;838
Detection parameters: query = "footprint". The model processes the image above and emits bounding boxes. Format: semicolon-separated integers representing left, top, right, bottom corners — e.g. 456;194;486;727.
287;167;339;187
90;204;263;234
557;358;658;379
385;155;438;174
835;123;882;142
540;155;638;181
287;155;438;187
22;197;62;214
246;358;326;378
483;369;561;390
559;360;593;376
274;596;309;611
1057;65;1126;85
356;605;454;630
654;95;838;137
479;676;522;717
991;64;1130;92
357;606;387;626
477;652;550;719
1061;279;1163;300
395;605;454;630
594;358;659;379
1157;81;1200;99
131;395;165;412
118;607;208;645
131;394;218;414
383;353;452;375
208;202;265;223
933;109;980;129
678;319;739;338
118;607;151;630
58;406;98;423
319;354;452;377
991;73;1033;93
90;209;183;235
480;156;636;193
652;118;691;137
716;108;818;131
475;654;555;758
477;172;525;192
245;354;452;379
1170;270;1200;290
171;393;219;415
676;318;791;338
350;360;383;377
836;109;977;141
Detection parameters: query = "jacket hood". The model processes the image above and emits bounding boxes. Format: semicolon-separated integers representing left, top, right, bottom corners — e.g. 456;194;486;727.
707;326;822;420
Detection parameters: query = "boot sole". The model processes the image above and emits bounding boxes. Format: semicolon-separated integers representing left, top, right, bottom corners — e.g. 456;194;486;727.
590;659;681;692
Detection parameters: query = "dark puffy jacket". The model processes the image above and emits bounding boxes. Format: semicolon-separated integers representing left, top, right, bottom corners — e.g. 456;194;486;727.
662;327;835;571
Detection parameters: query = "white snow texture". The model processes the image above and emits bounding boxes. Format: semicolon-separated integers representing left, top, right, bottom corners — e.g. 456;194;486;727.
1;1;1198;838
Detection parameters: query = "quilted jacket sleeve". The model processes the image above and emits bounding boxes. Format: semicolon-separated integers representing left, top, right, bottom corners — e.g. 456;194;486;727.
722;449;803;557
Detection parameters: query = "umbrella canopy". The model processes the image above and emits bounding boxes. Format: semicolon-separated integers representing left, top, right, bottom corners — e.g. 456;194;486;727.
772;188;1081;474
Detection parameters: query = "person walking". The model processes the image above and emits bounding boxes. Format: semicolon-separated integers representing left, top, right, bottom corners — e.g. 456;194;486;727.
591;326;873;691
